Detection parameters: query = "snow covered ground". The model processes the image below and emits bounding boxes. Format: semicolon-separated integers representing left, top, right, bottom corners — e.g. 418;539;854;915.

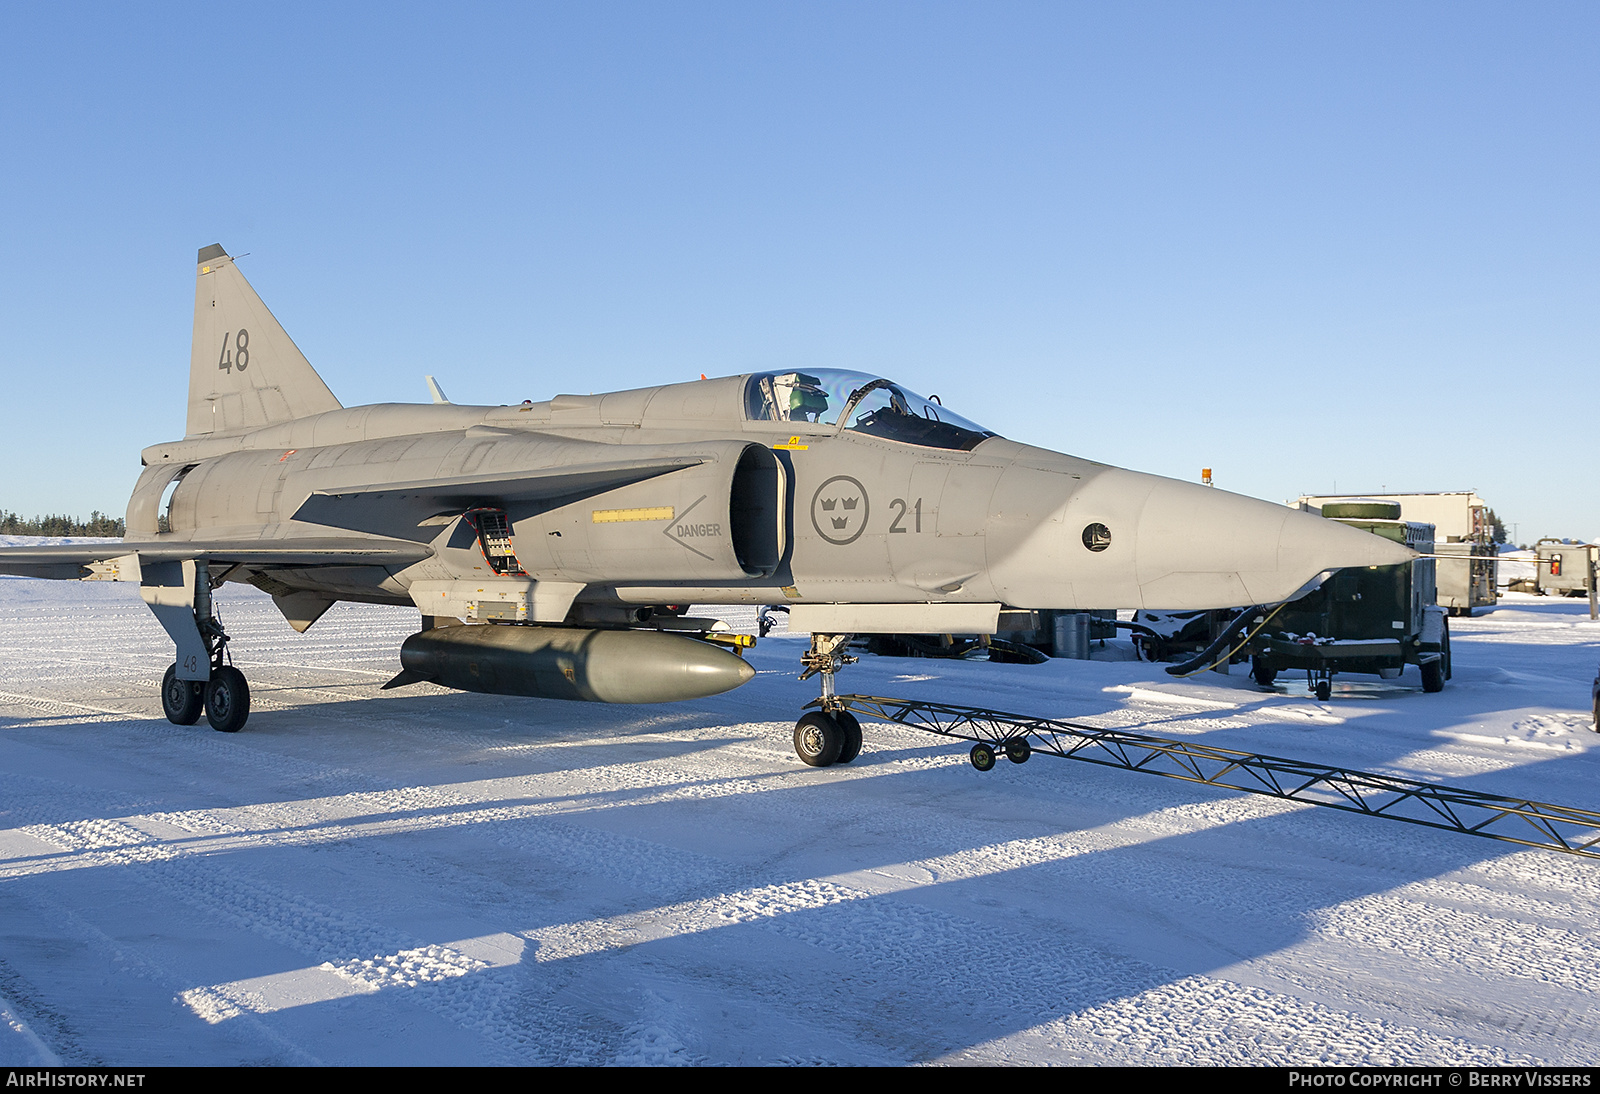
1;575;1597;1066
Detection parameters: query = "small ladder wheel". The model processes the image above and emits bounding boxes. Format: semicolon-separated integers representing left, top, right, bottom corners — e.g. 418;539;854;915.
969;742;997;771
161;664;204;726
1315;679;1332;702
205;666;251;733
794;712;844;767
1004;737;1032;764
834;710;864;764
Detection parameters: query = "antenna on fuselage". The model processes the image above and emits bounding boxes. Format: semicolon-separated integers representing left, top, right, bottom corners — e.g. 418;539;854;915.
425;375;452;404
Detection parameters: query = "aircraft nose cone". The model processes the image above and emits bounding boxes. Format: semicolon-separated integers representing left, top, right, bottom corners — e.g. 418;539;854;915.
988;456;1417;611
1131;475;1415;607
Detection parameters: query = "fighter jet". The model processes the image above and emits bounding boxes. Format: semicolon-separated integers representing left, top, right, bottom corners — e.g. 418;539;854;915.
0;245;1412;764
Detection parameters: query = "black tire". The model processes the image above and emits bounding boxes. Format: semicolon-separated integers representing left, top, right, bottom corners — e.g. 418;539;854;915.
1443;619;1452;680
1593;692;1598;733
969;742;996;771
1251;657;1277;687
1421;657;1444;693
1315;679;1332;702
834;710;864;764
1004;737;1032;764
794;712;843;767
205;666;251;733
161;664;204;726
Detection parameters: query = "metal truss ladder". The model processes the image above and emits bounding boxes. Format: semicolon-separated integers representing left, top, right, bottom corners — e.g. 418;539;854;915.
829;694;1600;861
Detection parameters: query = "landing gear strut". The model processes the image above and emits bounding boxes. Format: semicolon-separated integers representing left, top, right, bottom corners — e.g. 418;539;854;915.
195;596;250;733
794;633;862;767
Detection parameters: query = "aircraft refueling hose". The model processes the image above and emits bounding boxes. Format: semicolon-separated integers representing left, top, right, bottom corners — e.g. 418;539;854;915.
1164;602;1288;678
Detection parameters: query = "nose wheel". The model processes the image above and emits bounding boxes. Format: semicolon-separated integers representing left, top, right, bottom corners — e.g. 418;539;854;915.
835;709;863;763
793;709;864;767
794;712;843;766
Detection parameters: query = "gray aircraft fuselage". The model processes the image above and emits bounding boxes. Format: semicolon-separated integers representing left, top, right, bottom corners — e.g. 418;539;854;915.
130;377;1411;625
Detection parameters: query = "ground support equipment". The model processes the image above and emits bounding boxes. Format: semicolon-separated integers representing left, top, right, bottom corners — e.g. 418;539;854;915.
823;694;1600;861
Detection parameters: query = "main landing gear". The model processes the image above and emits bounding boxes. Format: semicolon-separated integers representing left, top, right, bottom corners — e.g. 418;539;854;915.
793;633;863;767
163;620;250;733
149;558;251;733
161;662;250;732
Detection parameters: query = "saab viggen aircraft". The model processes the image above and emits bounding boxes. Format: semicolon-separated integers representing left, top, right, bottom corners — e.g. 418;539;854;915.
0;246;1412;764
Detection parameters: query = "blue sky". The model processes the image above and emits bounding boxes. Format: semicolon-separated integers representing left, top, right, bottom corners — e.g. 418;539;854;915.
1;2;1594;542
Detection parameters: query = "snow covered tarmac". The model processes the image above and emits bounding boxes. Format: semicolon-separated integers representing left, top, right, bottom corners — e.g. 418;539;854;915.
1;578;1598;1065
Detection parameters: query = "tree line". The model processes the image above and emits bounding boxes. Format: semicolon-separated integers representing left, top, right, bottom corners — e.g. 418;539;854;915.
1480;507;1509;544
0;510;125;537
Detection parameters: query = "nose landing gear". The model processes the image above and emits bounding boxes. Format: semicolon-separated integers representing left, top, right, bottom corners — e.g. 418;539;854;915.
794;633;863;767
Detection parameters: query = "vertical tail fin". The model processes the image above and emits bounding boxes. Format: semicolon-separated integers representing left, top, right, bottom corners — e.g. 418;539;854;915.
187;244;341;437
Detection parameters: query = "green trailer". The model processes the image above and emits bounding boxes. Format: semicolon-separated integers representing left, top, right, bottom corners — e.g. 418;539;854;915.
1244;500;1449;700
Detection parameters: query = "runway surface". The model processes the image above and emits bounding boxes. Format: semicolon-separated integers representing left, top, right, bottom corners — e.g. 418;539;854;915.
1;576;1597;1065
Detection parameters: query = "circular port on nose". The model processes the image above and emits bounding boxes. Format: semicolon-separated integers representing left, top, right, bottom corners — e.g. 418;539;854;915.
1082;523;1112;552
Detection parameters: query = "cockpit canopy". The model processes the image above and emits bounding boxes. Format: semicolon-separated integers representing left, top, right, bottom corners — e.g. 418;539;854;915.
744;369;997;452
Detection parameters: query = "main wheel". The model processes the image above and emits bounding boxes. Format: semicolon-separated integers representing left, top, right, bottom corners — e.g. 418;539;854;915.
794;712;844;767
161;664;204;726
1315;679;1332;702
1004;737;1032;764
834;710;864;764
205;666;251;733
1251;657;1277;687
1420;657;1445;693
969;742;997;771
1443;618;1452;680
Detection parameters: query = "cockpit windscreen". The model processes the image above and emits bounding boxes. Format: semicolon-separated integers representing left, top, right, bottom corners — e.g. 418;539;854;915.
744;369;997;451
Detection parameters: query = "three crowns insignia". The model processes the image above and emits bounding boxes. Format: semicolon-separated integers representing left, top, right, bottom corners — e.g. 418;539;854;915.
820;495;859;530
